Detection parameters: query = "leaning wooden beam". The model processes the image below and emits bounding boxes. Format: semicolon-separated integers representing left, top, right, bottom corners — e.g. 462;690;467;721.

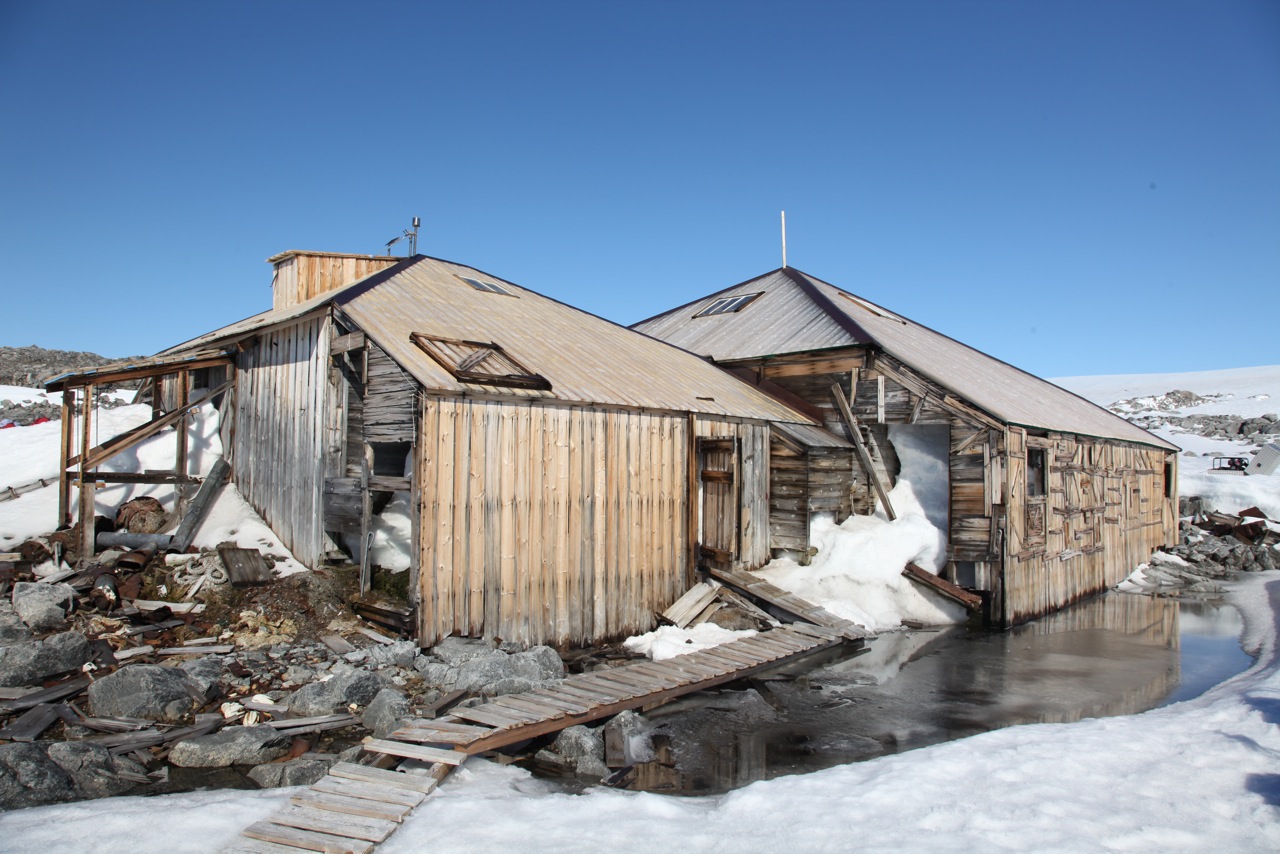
707;566;868;641
171;458;231;552
902;563;983;611
69;378;232;469
830;382;896;521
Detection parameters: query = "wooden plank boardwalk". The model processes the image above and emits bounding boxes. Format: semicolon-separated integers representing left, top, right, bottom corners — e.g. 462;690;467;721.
708;566;870;641
227;623;851;852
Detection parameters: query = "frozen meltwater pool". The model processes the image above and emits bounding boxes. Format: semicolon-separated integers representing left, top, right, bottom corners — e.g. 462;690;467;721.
606;590;1253;795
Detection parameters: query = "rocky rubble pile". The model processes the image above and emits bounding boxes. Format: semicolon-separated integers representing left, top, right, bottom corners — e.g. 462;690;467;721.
0;542;577;811
1122;499;1279;595
1124;411;1280;444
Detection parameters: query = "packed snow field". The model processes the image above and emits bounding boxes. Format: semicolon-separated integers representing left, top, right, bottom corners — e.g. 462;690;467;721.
0;366;1278;851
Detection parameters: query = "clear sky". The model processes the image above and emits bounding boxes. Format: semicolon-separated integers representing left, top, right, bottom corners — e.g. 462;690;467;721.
1;0;1276;377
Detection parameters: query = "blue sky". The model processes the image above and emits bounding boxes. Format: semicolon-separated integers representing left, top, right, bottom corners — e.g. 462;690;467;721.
1;0;1276;377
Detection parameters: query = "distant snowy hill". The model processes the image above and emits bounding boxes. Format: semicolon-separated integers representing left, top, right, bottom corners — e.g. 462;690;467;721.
1054;365;1280;518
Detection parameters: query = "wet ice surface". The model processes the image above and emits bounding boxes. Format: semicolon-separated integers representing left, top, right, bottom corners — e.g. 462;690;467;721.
612;590;1251;795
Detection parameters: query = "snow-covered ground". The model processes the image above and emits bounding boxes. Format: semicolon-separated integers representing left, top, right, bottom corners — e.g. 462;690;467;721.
0;397;305;573
1;368;1279;850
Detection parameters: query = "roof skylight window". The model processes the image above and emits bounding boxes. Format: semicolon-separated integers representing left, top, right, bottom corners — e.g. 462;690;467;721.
410;332;550;390
458;275;514;296
695;292;762;318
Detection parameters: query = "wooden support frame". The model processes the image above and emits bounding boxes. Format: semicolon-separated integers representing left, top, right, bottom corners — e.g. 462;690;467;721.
831;383;896;520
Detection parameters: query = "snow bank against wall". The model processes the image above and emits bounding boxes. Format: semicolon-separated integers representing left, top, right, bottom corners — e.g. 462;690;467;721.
756;424;966;633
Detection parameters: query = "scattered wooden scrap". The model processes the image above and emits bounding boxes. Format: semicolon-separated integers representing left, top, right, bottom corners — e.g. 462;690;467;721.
0;675;90;715
660;582;718;628
265;713;358;736
321;634;358;655
901;563;983;611
353;600;414;635
707;566;868;641
0;703;61;742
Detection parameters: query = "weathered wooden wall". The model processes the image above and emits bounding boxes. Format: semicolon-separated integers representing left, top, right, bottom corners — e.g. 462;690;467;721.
231;314;337;567
768;435;853;554
998;426;1177;626
415;398;769;646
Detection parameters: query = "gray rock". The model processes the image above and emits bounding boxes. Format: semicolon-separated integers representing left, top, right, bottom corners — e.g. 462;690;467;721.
510;646;565;681
366;639;419;669
431;636;495;666
46;741;146;799
543;725;609;779
0;601;33;646
248;758;332;788
0;631;92;687
11;582;76;632
361;687;412;739
168;725;290;768
481;676;547;697
87;664;200;722
178;656;226;699
0;743;76;810
288;670;384;716
412;658;456;688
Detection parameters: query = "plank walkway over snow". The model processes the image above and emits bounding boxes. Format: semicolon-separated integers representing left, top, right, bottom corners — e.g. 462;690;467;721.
708;566;870;641
225;624;851;852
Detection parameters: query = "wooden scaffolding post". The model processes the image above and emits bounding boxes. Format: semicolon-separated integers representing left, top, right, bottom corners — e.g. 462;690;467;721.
174;369;190;517
58;389;73;528
830;383;896;521
78;384;96;561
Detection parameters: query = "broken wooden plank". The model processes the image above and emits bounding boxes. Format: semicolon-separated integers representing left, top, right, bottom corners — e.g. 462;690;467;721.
361;738;466;765
902;562;983;611
320;635;357;655
156;644;234;655
226;839;324;854
0;703;60;741
709;566;869;640
241;821;374;854
218;546;275;587
0;676;89;714
327;761;439;794
660;582;718;628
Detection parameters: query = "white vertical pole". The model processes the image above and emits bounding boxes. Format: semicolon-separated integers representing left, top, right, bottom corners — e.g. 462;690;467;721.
781;210;788;268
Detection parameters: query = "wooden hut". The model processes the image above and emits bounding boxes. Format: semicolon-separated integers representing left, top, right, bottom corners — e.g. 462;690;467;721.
633;267;1180;627
131;253;818;647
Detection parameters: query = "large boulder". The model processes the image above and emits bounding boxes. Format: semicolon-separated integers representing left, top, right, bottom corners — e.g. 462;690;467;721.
362;687;412;739
0;631;92;688
11;582;76;632
248;758;331;788
431;636;494;666
168;725;290;768
288;669;383;716
46;741;146;799
87;664;200;722
0;743;76;810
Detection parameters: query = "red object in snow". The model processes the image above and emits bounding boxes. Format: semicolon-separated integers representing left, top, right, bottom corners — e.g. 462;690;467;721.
31;416;51;425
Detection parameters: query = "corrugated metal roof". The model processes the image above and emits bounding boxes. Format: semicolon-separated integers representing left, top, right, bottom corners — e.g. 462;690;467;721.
634;268;1177;451
164;255;814;424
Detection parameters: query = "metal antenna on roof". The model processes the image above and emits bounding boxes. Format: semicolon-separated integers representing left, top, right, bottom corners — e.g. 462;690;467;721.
781;210;788;268
384;216;421;257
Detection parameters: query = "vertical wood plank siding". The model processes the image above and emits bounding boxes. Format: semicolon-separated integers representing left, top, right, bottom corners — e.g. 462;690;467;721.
271;254;400;310
416;399;770;646
231;316;334;567
998;429;1177;627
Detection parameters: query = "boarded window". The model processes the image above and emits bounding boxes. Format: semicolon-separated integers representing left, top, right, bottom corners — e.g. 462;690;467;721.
695;292;762;317
457;275;514;296
410;333;551;390
1026;448;1046;498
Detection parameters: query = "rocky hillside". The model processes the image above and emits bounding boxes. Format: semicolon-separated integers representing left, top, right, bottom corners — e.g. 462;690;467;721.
0;345;139;388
